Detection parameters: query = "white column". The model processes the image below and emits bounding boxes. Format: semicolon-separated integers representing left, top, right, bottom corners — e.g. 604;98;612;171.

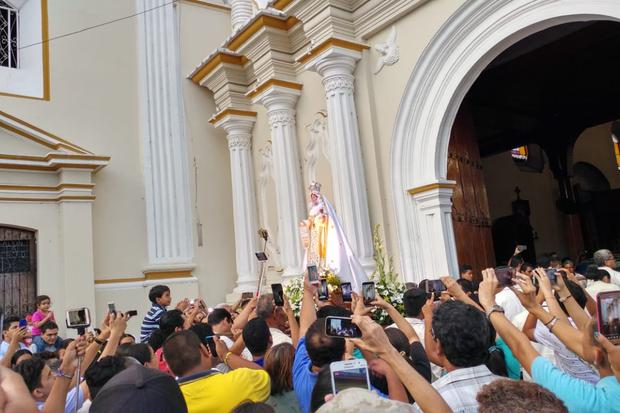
215;115;260;292
412;184;459;279
307;49;375;272
230;0;254;31
137;0;194;270
255;87;306;279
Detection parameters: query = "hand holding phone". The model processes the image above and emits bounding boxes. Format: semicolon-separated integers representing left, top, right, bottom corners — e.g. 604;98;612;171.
307;265;319;284
596;291;620;345
107;302;116;316
318;279;329;301
341;282;352;302
271;283;284;307
425;280;447;300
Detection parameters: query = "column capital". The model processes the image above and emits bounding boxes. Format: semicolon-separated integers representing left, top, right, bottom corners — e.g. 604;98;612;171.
252;84;301;110
302;41;366;77
212;112;256;135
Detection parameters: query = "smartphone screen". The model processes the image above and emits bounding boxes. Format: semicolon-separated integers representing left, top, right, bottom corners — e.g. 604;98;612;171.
341;282;352;302
66;308;90;328
516;245;527;254
362;282;375;305
18;319;27;328
107;302;116;316
319;279;329;301
597;291;620;344
241;292;254;300
255;252;268;261
330;360;370;394
325;316;362;338
271;283;284;306
425;280;446;299
308;265;319;283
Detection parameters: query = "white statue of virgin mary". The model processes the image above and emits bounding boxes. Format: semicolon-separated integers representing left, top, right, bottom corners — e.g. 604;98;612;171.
299;182;368;292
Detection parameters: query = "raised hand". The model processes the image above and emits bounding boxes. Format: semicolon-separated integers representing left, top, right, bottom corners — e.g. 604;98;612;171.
349;315;394;357
213;336;229;359
421;293;435;320
370;293;390;310
512;273;538;310
478;268;499;310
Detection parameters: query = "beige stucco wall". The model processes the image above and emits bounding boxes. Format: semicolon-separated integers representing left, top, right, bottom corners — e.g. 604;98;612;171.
574;122;620;189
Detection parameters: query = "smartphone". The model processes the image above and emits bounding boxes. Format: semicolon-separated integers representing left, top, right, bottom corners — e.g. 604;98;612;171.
596;291;620;345
18;319;27;328
362;282;375;305
126;310;138;318
341;282;352;302
318;279;329;301
330;359;371;394
241;292;254;300
545;268;558;285
107;302;116;316
255;252;268;261
425;279;447;299
65;308;91;329
271;283;284;307
205;335;218;357
308;265;319;284
325;316;362;338
495;266;515;287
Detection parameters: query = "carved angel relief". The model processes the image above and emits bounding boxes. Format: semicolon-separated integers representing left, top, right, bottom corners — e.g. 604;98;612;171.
374;26;399;74
258;142;282;270
305;111;330;185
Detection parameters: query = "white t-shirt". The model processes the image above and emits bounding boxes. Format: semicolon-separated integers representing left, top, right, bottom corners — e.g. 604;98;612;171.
599;267;620;288
586;281;619;301
220;335;253;361
269;328;293;346
495;287;526;323
534;319;600;384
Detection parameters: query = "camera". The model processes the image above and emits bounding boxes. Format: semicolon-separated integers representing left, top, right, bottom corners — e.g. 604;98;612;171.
66;308;91;334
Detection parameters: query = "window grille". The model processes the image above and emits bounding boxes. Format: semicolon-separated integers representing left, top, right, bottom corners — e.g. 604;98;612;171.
0;0;17;69
0;240;30;273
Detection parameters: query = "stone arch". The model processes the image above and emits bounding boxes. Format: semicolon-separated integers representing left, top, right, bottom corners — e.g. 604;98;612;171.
391;0;620;282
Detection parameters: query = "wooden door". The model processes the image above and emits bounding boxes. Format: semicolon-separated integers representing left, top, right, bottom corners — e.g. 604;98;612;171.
0;226;37;317
448;105;495;278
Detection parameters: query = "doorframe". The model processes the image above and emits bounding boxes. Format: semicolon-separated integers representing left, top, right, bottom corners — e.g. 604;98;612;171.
391;0;620;282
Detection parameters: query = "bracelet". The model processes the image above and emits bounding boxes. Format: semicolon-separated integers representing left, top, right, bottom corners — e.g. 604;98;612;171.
543;316;557;327
224;351;233;366
53;369;74;380
559;295;572;303
547;317;559;333
94;337;106;345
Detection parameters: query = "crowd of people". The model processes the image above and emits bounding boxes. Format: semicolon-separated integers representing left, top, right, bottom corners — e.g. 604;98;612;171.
0;248;619;412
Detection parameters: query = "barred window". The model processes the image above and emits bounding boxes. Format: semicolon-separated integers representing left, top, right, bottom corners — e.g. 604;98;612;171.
0;0;17;69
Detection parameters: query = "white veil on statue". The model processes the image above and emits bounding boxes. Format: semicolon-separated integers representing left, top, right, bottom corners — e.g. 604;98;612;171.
302;182;368;292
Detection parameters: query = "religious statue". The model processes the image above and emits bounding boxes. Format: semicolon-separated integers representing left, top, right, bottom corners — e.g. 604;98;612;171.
299;182;368;291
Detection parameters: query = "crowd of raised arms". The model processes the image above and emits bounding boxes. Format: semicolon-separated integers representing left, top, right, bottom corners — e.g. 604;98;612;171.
0;248;619;413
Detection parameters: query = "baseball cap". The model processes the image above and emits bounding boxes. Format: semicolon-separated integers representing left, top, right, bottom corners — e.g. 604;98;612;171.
90;364;187;413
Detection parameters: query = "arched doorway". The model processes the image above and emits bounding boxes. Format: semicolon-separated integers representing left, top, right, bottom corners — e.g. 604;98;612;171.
392;0;620;283
0;226;37;317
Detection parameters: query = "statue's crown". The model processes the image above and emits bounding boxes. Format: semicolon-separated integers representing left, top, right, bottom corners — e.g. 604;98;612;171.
308;181;322;193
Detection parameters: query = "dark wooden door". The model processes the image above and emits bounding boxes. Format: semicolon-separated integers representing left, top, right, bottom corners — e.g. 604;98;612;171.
448;105;496;278
0;226;37;317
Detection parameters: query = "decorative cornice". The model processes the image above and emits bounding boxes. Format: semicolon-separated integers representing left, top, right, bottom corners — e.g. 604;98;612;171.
271;0;293;10
407;182;457;196
0;153;110;173
227;133;252;150
190;51;248;84
228;15;300;52
94;269;194;285
209;108;258;125
181;0;231;12
246;79;303;98
0;183;94;191
297;38;369;65
323;75;355;94
0;195;96;203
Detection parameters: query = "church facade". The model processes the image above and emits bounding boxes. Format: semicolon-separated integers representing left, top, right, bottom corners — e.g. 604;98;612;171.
1;0;620;335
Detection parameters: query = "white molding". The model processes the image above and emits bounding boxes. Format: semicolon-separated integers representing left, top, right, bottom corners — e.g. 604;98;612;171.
391;0;620;282
94;277;199;291
231;0;254;31
353;0;431;39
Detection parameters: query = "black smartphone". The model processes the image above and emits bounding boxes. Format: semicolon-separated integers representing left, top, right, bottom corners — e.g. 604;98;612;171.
495;266;515;287
255;252;268;261
341;282;352;302
126;310;138;318
271;283;284;306
308;265;319;283
362;282;375;305
596;291;620;345
107;302;116;316
319;279;329;301
325;316;362;338
205;335;218;357
425;279;446;300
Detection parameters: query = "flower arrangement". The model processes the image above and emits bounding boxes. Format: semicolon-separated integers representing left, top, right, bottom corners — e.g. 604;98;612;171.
283;276;304;317
370;225;406;325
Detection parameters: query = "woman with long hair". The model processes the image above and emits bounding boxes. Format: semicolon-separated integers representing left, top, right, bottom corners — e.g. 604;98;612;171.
264;343;301;413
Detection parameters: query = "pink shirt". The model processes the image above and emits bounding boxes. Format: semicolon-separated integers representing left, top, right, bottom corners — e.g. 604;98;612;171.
31;309;54;336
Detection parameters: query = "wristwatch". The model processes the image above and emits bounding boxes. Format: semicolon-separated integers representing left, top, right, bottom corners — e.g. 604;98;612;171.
485;304;505;319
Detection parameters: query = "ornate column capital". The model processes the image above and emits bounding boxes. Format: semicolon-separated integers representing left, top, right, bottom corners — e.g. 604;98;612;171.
303;43;363;78
252;84;301;111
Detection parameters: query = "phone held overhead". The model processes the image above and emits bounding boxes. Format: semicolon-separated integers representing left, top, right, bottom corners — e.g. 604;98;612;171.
330;359;371;394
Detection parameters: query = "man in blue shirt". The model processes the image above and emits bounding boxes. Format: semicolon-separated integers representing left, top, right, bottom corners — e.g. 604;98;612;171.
293;276;345;413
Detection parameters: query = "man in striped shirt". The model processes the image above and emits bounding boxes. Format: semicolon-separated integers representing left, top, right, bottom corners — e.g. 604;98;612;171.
140;285;171;343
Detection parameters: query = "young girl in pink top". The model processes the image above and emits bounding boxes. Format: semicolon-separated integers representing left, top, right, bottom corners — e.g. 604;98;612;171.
31;295;55;337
